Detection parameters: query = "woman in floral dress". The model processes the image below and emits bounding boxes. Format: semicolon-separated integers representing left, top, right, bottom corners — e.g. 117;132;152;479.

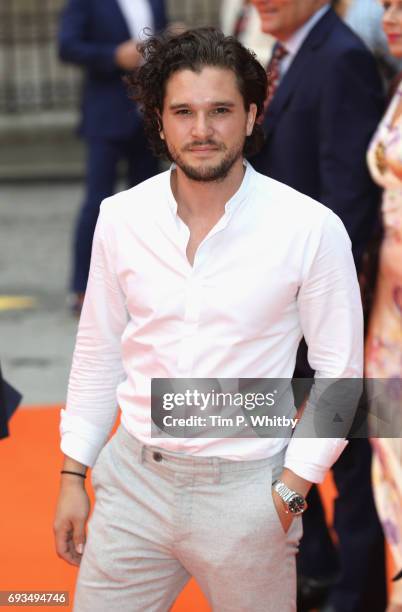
366;2;402;610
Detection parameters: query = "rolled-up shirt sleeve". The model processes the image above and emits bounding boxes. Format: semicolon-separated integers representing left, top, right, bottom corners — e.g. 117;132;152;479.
60;200;128;467
284;211;364;483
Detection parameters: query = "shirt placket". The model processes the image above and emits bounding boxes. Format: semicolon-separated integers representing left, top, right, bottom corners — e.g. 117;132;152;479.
177;273;201;375
175;211;233;376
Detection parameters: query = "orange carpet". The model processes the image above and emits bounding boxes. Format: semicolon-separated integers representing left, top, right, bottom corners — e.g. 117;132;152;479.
0;407;393;611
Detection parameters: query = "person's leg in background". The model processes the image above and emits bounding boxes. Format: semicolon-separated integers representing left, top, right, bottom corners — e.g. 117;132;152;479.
298;440;386;612
326;439;387;612
71;139;121;301
296;485;340;611
71;132;159;312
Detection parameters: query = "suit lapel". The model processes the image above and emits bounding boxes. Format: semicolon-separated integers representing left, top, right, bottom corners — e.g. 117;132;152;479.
111;0;132;39
148;0;165;32
263;9;339;139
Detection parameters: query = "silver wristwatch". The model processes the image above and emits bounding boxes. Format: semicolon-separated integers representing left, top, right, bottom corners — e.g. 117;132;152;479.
272;480;308;516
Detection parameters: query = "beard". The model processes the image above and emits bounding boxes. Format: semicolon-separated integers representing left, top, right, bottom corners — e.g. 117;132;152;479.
166;138;245;183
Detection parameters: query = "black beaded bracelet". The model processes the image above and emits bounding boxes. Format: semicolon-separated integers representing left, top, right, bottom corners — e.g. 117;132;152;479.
61;470;87;479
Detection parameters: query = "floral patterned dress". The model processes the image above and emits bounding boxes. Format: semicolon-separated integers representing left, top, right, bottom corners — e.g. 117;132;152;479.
367;82;402;602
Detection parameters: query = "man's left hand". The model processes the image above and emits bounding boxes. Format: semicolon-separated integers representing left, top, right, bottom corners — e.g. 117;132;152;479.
272;488;294;534
271;467;313;533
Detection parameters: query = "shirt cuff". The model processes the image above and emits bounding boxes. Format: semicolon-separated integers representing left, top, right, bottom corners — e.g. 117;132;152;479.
284;437;349;483
59;408;110;468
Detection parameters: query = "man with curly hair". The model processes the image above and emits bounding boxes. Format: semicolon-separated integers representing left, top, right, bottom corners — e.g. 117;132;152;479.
54;27;363;611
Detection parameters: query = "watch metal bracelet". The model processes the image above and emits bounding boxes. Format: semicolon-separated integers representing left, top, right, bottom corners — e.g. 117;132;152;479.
273;480;295;501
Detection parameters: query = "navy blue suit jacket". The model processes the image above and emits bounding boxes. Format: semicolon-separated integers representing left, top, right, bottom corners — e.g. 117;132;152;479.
58;0;167;140
252;9;384;270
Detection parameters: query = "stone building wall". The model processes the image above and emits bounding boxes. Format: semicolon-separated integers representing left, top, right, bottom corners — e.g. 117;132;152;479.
0;0;220;178
0;0;220;115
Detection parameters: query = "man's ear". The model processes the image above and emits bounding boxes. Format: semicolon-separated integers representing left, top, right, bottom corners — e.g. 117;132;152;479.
156;109;165;140
246;103;258;136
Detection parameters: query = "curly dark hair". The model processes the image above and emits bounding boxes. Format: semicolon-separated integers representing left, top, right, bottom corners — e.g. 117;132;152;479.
125;27;268;159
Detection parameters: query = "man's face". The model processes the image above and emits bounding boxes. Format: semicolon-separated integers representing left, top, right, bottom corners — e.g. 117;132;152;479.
160;67;257;182
251;0;325;41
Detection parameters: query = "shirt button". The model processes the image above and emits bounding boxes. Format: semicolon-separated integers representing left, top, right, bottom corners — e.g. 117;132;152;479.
153;451;163;462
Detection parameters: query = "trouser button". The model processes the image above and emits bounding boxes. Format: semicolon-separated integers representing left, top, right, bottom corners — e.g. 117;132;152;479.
153;451;163;462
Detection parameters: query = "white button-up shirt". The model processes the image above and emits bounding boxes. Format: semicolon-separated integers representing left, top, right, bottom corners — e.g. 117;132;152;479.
116;0;154;40
61;162;363;482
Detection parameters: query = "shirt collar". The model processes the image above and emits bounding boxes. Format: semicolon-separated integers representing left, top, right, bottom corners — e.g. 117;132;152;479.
282;4;330;59
167;159;253;217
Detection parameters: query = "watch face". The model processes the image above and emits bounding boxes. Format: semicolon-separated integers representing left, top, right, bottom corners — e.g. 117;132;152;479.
288;494;306;515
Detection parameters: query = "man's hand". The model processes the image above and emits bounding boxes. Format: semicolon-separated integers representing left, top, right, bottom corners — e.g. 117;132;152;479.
272;491;294;534
271;467;312;534
54;464;90;566
115;40;141;71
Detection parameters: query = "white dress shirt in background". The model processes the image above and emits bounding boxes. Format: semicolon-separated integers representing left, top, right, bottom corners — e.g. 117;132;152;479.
116;0;154;40
60;162;363;483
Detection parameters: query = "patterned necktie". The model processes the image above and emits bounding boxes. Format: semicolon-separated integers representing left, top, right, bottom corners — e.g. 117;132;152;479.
265;42;288;110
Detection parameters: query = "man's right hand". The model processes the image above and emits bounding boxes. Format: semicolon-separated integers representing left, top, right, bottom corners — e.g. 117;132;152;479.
115;40;141;71
53;476;90;566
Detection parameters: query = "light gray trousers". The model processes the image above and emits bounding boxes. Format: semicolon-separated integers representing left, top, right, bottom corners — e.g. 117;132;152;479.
74;424;303;612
